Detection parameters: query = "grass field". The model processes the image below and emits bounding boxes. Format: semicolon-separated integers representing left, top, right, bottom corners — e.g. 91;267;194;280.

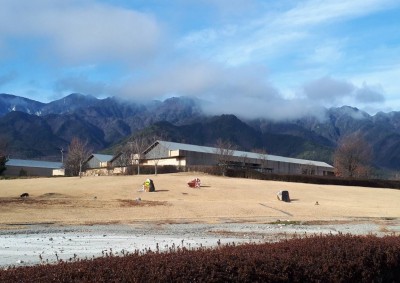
0;172;399;228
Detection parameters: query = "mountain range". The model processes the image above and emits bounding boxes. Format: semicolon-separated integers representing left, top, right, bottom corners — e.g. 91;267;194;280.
1;93;400;174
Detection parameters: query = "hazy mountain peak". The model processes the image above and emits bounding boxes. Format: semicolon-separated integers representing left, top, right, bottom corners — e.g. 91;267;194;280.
41;93;99;115
330;106;370;120
58;93;97;103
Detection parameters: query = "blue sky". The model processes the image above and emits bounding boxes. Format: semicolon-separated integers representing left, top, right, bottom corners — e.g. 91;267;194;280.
0;0;400;119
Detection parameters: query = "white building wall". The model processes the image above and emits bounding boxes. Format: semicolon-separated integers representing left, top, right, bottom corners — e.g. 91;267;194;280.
142;157;185;166
5;166;61;177
52;169;65;176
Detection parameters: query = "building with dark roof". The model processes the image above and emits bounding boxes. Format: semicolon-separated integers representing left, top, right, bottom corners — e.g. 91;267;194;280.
5;159;65;177
142;140;334;176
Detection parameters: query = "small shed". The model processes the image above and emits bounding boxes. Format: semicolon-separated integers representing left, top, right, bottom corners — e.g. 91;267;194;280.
5;159;65;177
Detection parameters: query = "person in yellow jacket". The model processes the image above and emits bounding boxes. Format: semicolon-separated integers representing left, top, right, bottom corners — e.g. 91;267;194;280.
142;179;155;192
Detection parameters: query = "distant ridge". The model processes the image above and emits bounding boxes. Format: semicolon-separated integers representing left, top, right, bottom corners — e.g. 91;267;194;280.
0;93;45;116
1;93;400;173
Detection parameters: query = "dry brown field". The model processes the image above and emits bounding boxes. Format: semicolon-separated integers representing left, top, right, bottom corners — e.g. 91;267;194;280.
0;172;399;228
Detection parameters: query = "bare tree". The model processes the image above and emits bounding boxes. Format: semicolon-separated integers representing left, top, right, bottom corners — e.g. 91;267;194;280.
253;148;268;173
151;144;162;176
214;138;237;176
111;143;135;175
240;154;249;170
140;134;170;176
131;134;151;175
147;138;169;176
112;135;151;175
333;132;372;178
114;144;134;167
300;162;316;175
65;137;92;177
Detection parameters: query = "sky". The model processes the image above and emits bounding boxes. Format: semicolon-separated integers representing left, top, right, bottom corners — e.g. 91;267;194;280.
0;0;400;120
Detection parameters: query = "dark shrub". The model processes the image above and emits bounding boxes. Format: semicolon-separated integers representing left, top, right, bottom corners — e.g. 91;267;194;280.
1;235;399;282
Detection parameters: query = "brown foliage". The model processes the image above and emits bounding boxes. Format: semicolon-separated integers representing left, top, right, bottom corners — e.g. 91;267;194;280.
114;134;152;175
334;132;373;178
1;234;399;282
65;137;92;176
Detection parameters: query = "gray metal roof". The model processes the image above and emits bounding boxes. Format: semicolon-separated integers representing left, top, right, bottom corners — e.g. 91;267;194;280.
6;159;63;169
157;140;333;168
91;154;113;162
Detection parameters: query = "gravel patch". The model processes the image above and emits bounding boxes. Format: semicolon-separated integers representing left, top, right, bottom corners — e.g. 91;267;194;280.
1;219;399;269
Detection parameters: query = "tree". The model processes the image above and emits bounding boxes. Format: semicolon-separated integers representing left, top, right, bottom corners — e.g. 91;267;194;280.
112;143;135;175
214;138;237;176
114;143;134;167
240;153;249;170
151;144;162;176
147;137;169;176
333;132;372;178
253;148;268;173
0;155;6;176
300;162;316;175
114;134;152;175
131;134;151;175
0;137;8;175
65;137;92;177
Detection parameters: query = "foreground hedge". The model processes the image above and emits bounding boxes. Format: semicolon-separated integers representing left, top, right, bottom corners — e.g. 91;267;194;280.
1;234;399;282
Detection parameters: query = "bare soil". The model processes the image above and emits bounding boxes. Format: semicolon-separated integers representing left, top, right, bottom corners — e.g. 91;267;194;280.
0;172;399;229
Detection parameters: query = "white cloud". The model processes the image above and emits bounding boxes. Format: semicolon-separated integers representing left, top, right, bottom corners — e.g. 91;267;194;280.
353;64;400;91
115;60;329;120
300;76;386;110
0;0;162;65
176;0;397;68
276;0;396;27
302;76;355;103
355;83;385;103
1;0;399;117
54;75;108;97
204;94;326;121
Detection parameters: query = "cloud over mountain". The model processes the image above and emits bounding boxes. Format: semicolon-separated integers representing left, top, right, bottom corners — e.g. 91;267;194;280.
0;0;399;117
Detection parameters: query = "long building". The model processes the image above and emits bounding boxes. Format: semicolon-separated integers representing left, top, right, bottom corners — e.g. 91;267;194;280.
5;159;65;177
141;140;334;176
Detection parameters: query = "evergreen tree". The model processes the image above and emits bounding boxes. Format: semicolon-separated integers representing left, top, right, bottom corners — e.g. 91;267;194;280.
0;155;7;175
0;137;8;175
